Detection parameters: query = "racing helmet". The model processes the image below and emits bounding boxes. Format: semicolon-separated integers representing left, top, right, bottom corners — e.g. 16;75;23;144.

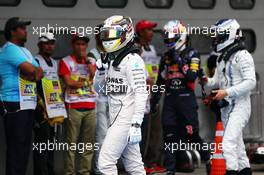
210;19;242;52
163;20;188;50
100;15;134;53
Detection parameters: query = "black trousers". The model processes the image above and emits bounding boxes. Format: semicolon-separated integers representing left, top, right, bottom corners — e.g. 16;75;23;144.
3;102;34;175
33;108;55;175
140;114;148;160
162;94;210;172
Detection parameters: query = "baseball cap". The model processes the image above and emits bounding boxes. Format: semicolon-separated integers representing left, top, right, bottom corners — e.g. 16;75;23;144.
4;17;31;40
71;34;90;43
4;17;31;32
38;32;56;43
136;20;157;33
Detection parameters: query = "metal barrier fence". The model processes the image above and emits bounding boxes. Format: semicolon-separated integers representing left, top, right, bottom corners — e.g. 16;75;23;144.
244;73;264;143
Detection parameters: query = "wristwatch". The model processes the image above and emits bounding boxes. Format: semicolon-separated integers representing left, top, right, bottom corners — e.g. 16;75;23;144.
131;123;141;128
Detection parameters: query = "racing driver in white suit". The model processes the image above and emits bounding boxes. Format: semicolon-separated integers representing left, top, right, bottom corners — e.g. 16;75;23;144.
203;19;256;175
95;15;148;175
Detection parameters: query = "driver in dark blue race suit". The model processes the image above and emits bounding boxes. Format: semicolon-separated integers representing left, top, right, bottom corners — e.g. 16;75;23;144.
151;20;210;175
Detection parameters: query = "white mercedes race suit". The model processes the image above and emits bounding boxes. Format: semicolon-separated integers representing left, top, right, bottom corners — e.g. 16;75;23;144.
97;52;148;175
207;50;256;171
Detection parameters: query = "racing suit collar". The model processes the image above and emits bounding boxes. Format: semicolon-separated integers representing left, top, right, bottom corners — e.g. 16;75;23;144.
217;42;245;63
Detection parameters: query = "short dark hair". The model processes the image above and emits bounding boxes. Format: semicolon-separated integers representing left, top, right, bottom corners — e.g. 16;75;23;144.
4;17;31;41
4;30;12;41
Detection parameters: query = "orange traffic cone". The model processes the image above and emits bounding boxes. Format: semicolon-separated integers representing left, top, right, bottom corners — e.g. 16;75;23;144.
210;120;226;175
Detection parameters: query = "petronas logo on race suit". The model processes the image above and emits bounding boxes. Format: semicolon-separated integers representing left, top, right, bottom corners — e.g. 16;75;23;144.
107;77;124;84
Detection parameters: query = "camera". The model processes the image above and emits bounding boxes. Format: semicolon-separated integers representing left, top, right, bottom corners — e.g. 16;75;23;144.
211;91;229;108
216;99;229;108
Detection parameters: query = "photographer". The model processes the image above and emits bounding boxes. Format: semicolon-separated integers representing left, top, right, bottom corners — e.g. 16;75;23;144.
135;19;166;174
89;24;110;175
59;34;96;175
203;19;256;175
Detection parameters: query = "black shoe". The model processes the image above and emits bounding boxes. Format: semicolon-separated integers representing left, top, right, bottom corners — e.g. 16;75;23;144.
225;170;238;175
166;171;175;175
206;160;211;175
238;168;252;175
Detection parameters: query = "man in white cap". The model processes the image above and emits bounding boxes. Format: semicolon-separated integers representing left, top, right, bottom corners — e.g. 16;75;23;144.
34;33;67;175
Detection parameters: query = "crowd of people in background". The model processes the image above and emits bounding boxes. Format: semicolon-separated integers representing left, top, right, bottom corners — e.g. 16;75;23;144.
0;15;255;175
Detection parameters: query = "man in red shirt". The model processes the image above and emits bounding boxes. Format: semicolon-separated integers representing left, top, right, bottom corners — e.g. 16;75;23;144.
135;20;166;174
59;34;96;175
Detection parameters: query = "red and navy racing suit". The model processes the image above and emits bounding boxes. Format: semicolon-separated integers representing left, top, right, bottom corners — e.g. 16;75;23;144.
152;47;210;172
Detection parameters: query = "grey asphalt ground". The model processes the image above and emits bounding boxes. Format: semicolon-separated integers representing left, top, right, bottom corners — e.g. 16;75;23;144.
119;164;264;175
